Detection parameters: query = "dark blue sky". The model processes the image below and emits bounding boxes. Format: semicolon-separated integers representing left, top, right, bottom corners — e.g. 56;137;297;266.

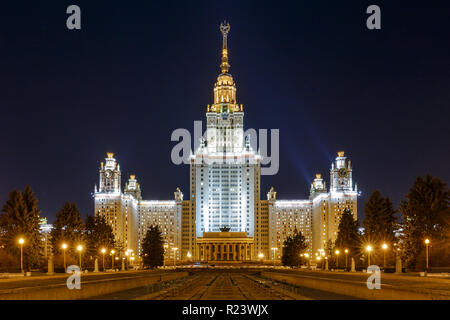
1;1;449;222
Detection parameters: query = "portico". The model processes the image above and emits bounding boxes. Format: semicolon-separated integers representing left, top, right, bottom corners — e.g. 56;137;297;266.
196;231;254;262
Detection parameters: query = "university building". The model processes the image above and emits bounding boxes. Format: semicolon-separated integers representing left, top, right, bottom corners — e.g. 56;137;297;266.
93;23;357;263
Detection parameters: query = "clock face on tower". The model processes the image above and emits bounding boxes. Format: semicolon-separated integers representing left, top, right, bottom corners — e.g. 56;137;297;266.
105;170;112;178
338;168;348;178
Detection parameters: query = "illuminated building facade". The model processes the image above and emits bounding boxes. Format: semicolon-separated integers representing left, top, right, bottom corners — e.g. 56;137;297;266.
93;23;357;262
94;153;182;261
268;151;358;259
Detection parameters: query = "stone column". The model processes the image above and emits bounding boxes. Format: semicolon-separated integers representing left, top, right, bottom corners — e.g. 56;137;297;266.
47;256;54;275
209;244;212;261
237;244;241;261
203;244;206;261
351;257;356;272
94;258;99;272
244;244;248;261
395;256;402;274
222;244;226;261
196;244;200;261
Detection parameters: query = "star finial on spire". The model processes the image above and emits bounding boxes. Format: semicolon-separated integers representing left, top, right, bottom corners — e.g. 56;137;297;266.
219;21;231;73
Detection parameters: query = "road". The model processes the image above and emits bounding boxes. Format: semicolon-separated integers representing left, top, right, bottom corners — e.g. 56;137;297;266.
89;270;358;300
1;268;448;300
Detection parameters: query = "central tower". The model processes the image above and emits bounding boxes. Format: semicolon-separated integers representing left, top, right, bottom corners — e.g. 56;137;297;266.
191;22;261;240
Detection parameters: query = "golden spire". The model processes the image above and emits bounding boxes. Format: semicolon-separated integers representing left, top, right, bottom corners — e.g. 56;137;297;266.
220;21;231;73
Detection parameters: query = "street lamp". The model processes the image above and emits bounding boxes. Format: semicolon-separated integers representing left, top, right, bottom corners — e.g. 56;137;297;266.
425;238;430;271
366;245;373;267
172;247;179;267
187;251;192;261
61;243;68;271
381;243;388;268
271;247;278;266
319;249;326;270
335;250;340;268
125;250;130;270
344;249;349;270
111;249;115;270
77;245;83;269
258;252;264;261
101;248;106;271
18;238;25;274
304;253;310;267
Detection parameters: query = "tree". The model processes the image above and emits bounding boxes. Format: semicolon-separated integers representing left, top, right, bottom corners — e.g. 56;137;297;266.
400;174;449;269
335;208;360;262
363;190;397;243
142;225;164;268
50;202;84;260
85;214;115;264
281;229;308;267
0;186;43;271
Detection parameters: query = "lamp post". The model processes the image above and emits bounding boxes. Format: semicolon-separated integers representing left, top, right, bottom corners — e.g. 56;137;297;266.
172;247;179;267
18;238;25;274
304;253;310;267
319;250;326;270
125;250;130;270
366;245;373;267
61;243;68;271
425;238;430;271
187;251;192;261
335;250;340;269
111;249;115;270
382;243;388;269
77;245;83;269
271;247;278;266
101;248;106;271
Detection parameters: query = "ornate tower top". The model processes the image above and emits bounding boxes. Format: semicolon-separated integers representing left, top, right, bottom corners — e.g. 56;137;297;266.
209;21;240;113
220;21;231;73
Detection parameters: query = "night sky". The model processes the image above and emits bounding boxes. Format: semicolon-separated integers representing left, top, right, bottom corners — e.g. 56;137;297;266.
1;1;449;223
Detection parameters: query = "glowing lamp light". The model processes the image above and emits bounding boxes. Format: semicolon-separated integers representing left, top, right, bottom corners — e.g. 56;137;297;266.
61;243;67;250
101;248;106;254
382;243;388;250
18;238;25;245
258;253;264;259
425;239;430;245
77;245;83;252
